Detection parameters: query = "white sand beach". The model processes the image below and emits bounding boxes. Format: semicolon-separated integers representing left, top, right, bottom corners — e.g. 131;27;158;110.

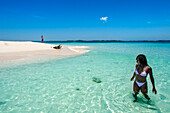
0;41;90;62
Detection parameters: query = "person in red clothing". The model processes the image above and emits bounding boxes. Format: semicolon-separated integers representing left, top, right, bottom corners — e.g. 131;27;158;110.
41;35;44;43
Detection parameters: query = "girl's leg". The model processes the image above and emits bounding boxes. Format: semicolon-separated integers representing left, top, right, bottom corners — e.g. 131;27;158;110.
141;82;150;100
133;81;140;102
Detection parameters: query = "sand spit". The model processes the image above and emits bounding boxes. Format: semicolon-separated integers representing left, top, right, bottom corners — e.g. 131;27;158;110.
0;41;90;62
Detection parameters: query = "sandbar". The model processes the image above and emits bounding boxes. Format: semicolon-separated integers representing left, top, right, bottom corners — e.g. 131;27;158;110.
0;41;90;62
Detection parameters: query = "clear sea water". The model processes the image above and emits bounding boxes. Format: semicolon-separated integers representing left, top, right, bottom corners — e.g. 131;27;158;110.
0;42;170;113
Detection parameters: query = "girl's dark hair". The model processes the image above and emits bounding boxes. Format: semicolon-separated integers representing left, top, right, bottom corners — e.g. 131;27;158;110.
136;54;148;72
136;54;148;66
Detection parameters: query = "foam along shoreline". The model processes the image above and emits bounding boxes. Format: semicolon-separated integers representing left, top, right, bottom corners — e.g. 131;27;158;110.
0;41;90;62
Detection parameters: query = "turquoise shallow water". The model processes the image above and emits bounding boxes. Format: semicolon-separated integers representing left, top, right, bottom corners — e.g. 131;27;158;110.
0;42;170;112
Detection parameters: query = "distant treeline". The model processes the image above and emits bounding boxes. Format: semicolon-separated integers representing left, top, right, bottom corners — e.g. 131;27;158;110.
34;40;170;43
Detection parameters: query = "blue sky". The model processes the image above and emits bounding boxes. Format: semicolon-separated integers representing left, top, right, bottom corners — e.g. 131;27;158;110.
0;0;170;41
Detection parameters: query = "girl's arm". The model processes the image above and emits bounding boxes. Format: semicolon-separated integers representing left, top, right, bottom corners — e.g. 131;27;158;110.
130;64;138;81
130;72;136;81
149;67;157;94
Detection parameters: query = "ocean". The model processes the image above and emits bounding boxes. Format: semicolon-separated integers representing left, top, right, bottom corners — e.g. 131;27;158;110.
0;42;169;112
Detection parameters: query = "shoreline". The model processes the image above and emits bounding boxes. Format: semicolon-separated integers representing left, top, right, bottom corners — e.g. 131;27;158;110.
0;41;90;62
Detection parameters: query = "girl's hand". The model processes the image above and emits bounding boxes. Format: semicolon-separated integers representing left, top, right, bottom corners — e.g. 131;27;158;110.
152;88;157;94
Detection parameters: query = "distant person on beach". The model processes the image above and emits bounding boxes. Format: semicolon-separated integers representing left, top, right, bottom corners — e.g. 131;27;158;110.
41;35;44;43
130;54;157;102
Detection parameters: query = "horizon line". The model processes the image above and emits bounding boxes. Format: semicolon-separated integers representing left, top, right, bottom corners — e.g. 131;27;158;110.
1;39;170;43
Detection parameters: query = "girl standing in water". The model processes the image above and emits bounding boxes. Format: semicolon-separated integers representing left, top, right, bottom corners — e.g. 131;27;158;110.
130;54;157;102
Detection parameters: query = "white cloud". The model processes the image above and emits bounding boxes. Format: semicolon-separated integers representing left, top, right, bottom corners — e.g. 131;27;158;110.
147;21;151;24
100;17;108;22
